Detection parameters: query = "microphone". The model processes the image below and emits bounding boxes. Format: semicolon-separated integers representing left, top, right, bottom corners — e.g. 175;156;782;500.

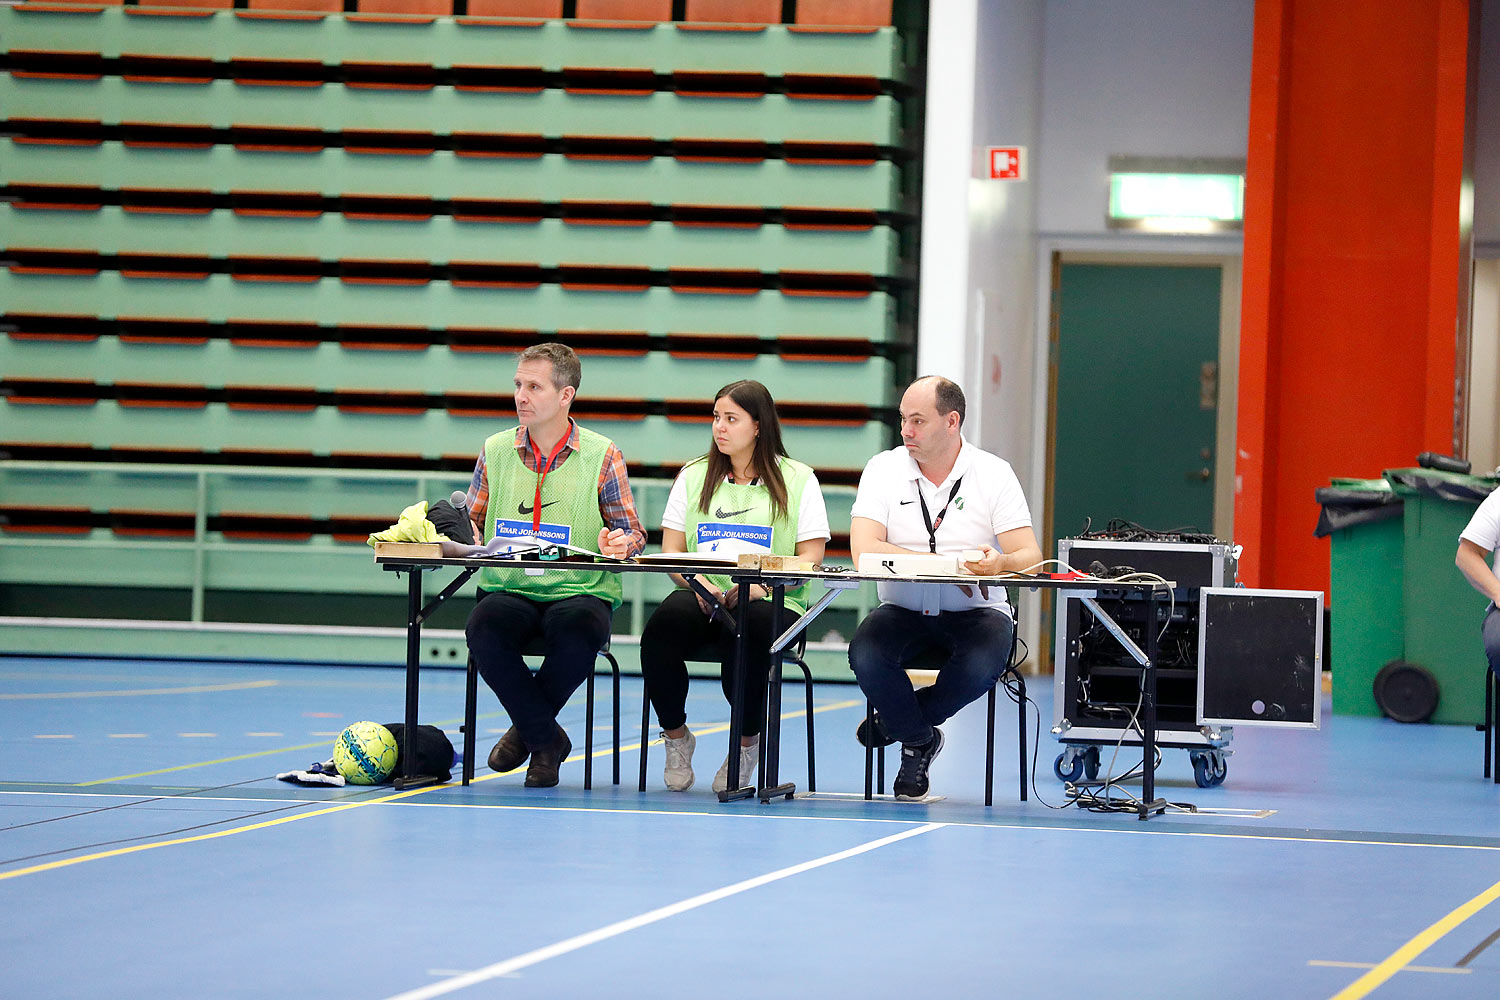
444;490;476;545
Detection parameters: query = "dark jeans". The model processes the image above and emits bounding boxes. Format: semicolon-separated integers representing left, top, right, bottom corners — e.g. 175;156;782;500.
848;603;1015;746
465;590;613;750
639;588;777;738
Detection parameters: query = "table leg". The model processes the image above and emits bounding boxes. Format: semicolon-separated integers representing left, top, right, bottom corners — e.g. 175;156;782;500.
393;569;438;790
760;585;795;802
1138;588;1166;819
718;579;755;802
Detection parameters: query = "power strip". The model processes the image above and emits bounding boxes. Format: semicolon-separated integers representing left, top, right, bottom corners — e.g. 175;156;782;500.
857;552;962;577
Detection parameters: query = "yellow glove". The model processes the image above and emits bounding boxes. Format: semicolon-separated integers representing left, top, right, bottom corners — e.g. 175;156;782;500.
367;500;447;546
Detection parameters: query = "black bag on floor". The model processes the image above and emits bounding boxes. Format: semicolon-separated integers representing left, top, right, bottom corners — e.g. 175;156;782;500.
384;723;455;782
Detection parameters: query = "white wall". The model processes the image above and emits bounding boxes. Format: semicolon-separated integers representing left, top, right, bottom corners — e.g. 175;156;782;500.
916;0;1045;456
920;0;1256;460
1036;0;1256;236
1476;0;1500;250
1026;0;1254;523
966;0;1047;467
1469;259;1500;471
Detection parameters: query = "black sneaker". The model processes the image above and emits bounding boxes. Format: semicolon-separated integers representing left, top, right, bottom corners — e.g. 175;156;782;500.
893;727;944;800
523;726;573;788
855;712;897;748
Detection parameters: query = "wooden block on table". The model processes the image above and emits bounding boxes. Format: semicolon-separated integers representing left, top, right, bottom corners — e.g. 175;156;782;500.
738;553;813;571
373;541;443;558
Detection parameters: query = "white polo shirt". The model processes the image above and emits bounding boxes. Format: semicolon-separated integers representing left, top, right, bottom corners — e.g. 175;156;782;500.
850;439;1032;615
1460;488;1500;584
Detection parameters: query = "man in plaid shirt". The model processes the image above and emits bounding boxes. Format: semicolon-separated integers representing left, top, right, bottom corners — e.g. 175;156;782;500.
464;342;645;788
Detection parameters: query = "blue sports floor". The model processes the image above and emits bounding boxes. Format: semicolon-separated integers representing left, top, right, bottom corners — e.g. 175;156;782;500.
2;655;1498;999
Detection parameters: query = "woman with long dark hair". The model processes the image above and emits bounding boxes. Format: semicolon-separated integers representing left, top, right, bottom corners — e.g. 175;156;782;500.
639;380;829;792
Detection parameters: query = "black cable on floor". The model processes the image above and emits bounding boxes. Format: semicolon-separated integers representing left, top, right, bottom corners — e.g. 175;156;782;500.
0;776;393;867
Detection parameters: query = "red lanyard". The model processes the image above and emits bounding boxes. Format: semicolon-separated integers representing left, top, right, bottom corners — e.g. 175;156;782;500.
528;426;571;533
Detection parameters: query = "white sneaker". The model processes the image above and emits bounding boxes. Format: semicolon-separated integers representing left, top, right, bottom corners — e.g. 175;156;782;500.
712;738;760;793
662;729;696;791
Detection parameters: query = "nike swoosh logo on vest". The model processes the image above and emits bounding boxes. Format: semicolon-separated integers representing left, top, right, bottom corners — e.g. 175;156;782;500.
714;506;754;519
518;500;559;515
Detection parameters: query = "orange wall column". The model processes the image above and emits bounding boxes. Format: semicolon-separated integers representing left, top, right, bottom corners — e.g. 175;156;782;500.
1236;0;1470;591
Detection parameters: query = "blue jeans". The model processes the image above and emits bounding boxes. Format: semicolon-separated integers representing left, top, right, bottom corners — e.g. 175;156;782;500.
847;603;1015;746
465;591;612;750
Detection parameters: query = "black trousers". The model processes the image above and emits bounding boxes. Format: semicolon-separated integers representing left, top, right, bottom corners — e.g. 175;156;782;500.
465;590;613;750
639;588;778;739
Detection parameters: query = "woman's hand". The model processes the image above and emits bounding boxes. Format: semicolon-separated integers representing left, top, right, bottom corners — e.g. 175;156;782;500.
720;584;765;608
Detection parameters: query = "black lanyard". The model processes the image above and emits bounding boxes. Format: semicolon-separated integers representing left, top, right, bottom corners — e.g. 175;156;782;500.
916;477;963;553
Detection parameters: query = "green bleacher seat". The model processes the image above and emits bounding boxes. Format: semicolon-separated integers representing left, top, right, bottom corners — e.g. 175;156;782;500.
0;1;908;637
2;6;900;79
3;142;900;209
0;271;895;337
1;205;898;274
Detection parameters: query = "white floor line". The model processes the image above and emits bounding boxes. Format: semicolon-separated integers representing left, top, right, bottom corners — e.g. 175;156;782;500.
379;821;947;1000
1308;960;1471;975
4;790;1500;853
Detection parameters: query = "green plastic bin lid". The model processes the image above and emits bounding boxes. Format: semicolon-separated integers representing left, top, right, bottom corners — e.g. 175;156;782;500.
1329;478;1393;491
1383;467;1499;501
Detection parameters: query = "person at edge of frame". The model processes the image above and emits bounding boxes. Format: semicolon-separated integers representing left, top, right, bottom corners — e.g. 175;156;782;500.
1455;483;1500;689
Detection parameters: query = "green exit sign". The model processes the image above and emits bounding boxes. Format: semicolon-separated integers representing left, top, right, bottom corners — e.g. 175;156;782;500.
1106;157;1245;232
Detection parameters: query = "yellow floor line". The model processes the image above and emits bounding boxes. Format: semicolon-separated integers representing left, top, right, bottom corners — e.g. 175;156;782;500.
1327;878;1500;999
9;698;865;880
0;782;440;883
78;740;333;786
75;708;503;786
0;680;278;700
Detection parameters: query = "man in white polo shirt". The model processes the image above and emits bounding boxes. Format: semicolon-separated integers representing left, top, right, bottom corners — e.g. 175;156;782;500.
848;375;1042;799
1456;486;1500;680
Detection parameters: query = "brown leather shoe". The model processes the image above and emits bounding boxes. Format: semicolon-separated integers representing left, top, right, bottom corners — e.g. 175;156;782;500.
488;726;528;773
523;725;572;788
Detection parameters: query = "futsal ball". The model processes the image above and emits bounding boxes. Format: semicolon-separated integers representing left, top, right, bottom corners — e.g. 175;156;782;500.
333;721;399;785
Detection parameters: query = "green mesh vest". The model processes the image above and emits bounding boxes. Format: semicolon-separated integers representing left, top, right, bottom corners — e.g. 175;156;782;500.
680;456;814;614
476;425;622;608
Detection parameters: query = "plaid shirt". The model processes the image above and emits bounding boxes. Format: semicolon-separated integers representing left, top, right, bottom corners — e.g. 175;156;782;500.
466;419;645;555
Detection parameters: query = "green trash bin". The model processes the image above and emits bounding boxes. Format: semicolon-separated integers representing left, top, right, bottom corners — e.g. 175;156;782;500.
1317;478;1406;718
1384;467;1499;725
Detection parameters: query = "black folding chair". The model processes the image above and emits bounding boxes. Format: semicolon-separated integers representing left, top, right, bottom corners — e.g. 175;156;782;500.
638;637;817;793
865;601;1026;805
1484;666;1498;784
459;639;621;789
